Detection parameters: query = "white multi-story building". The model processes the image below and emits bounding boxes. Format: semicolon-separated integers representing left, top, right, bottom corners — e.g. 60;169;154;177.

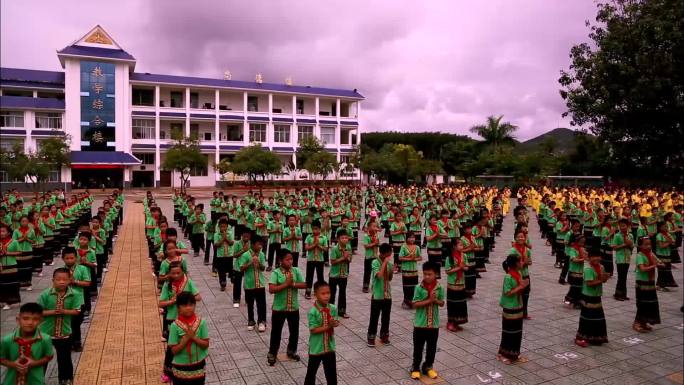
0;26;363;189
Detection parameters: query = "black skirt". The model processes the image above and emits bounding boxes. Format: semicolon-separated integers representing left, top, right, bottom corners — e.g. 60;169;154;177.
16;251;33;287
498;306;523;360
447;286;468;325
0;266;21;305
635;280;661;325
172;359;206;385
576;295;608;344
32;245;44;273
465;267;477;296
565;272;583;304
656;254;677;287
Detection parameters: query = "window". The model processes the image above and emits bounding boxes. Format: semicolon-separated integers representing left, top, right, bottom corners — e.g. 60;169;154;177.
160;130;168;140
0;139;22;151
132;119;155;139
247;96;259;112
296;99;304;114
203;132;212;141
340;102;350;117
274;125;290;143
132;88;154;106
297;125;313;143
35;113;62;129
341;155;351;165
2;90;32;97
133;153;155;165
0;111;24;127
170;91;183;108
47;170;60;182
224;124;243;141
320;126;335;144
190;155;208;176
249;123;266;142
37;91;64;101
189;124;199;139
340;127;351;145
331;102;337;117
190;92;199;109
0;170;21;182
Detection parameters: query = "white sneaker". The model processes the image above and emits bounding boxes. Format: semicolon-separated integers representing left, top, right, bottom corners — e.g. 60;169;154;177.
103;268;108;272
258;323;266;332
38;273;43;277
233;303;240;308
26;286;33;291
2;304;10;310
247;324;254;331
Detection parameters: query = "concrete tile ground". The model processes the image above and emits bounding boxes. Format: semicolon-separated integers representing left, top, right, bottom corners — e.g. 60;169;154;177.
1;195;682;385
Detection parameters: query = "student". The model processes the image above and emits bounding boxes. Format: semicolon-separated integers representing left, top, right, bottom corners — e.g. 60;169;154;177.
390;213;407;271
445;239;468;332
213;219;234;291
158;262;201;383
611;218;634;300
304;223;328;299
231;232;251;308
575;253;609;347
367;243;393;347
329;230;352;318
167;292;210;385
254;207;269;247
76;232;97;315
497;255;529;365
90;216;107;284
425;216;443;277
267;252;306;366
633;237;662;333
12;216;35;291
281;215;302;268
304;281;339;385
61;247;91;353
0;302;53;385
188;204;206;258
410;261;445;380
460;221;477;297
159;241;188;284
238;239;267;332
564;235;587;308
510;230;532;319
204;217;215;266
37;268;83;385
655;221;677;290
0;224;21;310
266;210;283;271
362;221;380;293
398;233;421;309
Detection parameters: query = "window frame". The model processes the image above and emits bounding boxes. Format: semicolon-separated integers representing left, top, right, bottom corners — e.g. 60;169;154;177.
131;119;156;139
320;126;336;145
0;111;25;128
274;124;291;143
297;125;313;143
249;123;267;143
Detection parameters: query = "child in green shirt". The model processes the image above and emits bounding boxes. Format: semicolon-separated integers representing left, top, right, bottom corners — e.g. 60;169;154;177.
367;243;393;347
188;204;206;258
62;247;91;353
304;224;328;298
497;254;528;365
0;224;21;309
362;221;380;293
411;261;445;380
575;254;609;347
213;219;234;291
399;233;421;309
445;239;468;331
611;218;634;300
238;239;267;331
329;230;352;318
167;292;209;385
0;302;53;385
282;215;302;268
633;237;662;333
304;281;339;385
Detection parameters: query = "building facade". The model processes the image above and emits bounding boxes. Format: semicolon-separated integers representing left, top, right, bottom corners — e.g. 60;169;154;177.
0;26;363;189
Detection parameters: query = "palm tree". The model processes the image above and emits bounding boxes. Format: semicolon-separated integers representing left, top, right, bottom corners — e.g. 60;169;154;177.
470;115;518;153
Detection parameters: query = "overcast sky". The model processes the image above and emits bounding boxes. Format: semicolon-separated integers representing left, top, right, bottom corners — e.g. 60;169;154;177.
1;0;598;140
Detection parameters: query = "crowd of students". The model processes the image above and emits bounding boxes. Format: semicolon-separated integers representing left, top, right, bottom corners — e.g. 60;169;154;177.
0;189;124;385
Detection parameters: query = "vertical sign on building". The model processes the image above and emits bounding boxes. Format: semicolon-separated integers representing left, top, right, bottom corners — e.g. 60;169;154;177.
80;61;115;151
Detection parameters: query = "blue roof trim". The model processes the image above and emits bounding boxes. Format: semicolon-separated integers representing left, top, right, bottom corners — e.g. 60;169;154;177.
159;112;186;118
130;73;363;99
219;145;243;151
296;119;316;124
340;148;356;153
319;120;338;125
219;115;244;121
32;130;65;136
132;110;155;116
70;151;141;165
273;117;294;123
190;113;215;119
199;145;215;150
272;146;295;152
247;116;269;122
57;45;135;61
160;144;172;149
0;68;65;88
0;129;26;136
0;95;65;110
131;143;156;149
325;148;338;153
340;121;359;126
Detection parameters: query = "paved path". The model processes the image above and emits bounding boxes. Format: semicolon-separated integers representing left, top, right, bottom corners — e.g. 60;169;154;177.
73;202;164;385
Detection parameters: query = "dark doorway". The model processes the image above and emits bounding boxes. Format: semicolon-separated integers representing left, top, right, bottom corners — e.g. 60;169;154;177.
72;168;123;189
160;171;172;187
132;171;154;188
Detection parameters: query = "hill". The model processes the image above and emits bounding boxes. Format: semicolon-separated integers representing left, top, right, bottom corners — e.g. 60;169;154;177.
516;127;583;154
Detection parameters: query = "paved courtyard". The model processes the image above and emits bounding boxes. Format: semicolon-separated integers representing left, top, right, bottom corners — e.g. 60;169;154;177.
1;196;682;385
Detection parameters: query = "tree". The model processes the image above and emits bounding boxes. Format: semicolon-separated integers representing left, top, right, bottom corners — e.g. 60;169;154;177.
559;0;684;183
440;141;477;179
296;136;324;171
228;144;282;192
0;135;71;191
469;115;518;153
162;131;206;193
303;151;339;181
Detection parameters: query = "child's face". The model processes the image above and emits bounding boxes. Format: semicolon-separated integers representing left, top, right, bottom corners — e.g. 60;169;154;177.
423;269;436;284
313;227;320;235
619;222;628;232
178;302;196;317
516;232;526;243
20;218;28;227
640;239;652;251
407;236;415;245
314;285;331;305
589;255;601;265
166;244;177;256
454;240;463;251
0;227;7;238
338;235;349;245
17;312;41;335
219;224;228;232
79;237;89;247
169;268;183;281
92;219;100;228
63;253;77;267
53;272;70;291
280;254;293;269
253;242;263;252
288;217;296;226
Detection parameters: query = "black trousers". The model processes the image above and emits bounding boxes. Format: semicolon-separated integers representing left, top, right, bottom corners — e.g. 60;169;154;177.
233;271;242;302
269;311;300;355
96;252;106;282
72;305;84;345
306;261;325;291
215;257;232;287
412;328;439;372
190;233;205;254
367;299;392;339
362;258;373;289
329;277;348;315
615;263;629;298
267;242;281;268
204;238;213;264
559;251;569;281
52;337;74;381
245;288;267;323
304;352;337;385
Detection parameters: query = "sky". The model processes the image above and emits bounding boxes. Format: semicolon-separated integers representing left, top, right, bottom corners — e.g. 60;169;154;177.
1;0;598;141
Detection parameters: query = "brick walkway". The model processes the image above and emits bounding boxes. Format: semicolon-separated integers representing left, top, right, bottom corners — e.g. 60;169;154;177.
74;203;164;385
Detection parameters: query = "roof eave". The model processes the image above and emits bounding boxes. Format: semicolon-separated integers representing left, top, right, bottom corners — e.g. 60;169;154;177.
57;51;136;71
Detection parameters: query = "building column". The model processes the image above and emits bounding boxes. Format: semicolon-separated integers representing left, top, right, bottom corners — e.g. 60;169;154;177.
123;168;131;189
24;111;33;153
214;90;220;186
243;92;249;145
154;86;161;187
185;88;191;137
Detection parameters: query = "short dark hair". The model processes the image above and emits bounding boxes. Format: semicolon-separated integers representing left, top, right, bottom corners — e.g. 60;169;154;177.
336;229;348;238
379;243;392;255
53;267;70;278
166;228;178;237
218;219;228;226
19;302;43;315
61;247;77;258
176;291;196;306
422;261;440;273
168;261;183;271
277;251;292;262
78;231;92;240
313;280;329;292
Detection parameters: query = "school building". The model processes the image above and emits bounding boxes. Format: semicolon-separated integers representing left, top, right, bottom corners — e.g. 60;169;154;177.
0;25;364;189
